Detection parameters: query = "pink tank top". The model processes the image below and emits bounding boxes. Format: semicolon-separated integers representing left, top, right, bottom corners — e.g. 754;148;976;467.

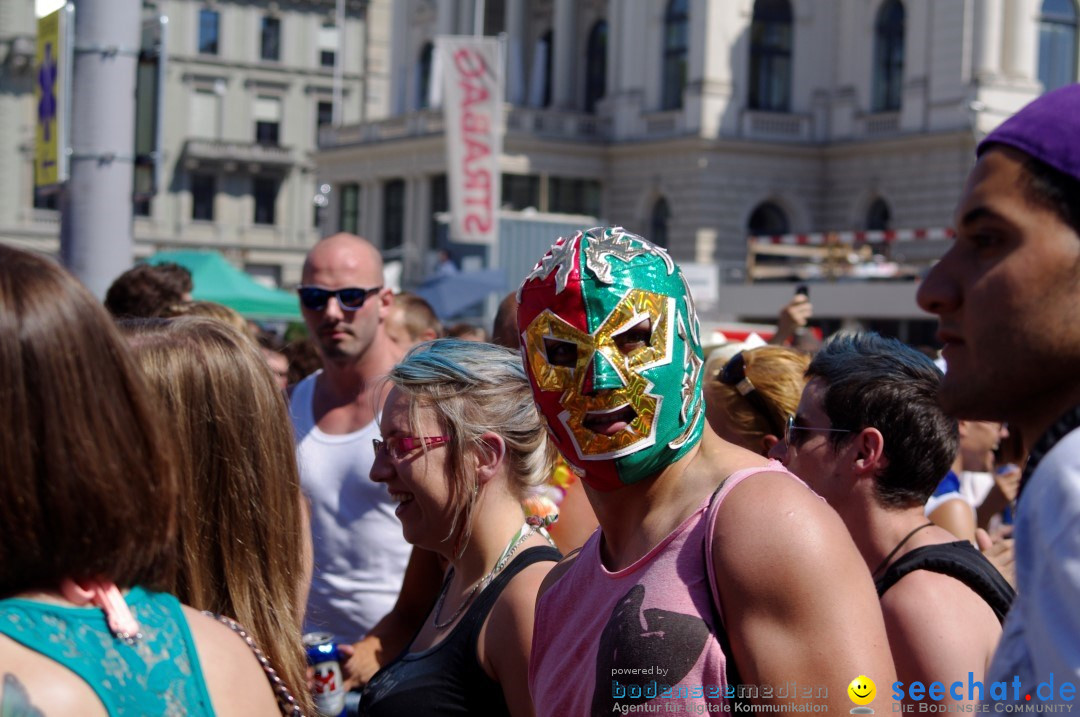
529;462;801;716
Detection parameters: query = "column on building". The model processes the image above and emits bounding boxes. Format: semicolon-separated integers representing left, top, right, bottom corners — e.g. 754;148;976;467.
506;0;526;105
975;0;1004;80
436;0;457;35
390;1;411;115
551;0;576;109
1002;0;1037;80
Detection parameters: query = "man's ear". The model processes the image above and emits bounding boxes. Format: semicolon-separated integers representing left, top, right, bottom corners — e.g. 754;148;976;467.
376;287;394;320
475;432;507;486
852;427;887;478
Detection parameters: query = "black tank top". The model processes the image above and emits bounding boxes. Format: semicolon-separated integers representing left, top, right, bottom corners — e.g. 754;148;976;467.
359;545;561;717
874;541;1015;623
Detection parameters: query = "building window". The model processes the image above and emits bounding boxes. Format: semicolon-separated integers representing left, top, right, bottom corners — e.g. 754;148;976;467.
541;30;554;107
316;100;333;141
662;0;689;110
134;197;152;217
430;174;447;248
383;179;405;251
650;198;671;248
245;263;282;288
585;21;608;113
1039;0;1079;92
319;23;338;68
33;191;58;211
747;201;790;236
198;9;219;55
253;177;278;225
872;0;905;112
501;174;540;211
549;177;602;217
484;0;506;35
417;43;434;110
190;87;221;138
254;95;282;146
866;198;891;231
339;183;360;234
191;173;215;221
261;16;281;62
748;0;793;112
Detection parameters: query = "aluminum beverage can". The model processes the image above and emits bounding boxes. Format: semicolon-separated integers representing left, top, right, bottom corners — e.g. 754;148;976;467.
303;631;347;717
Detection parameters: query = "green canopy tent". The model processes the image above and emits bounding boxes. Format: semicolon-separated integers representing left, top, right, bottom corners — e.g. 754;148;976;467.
145;250;302;321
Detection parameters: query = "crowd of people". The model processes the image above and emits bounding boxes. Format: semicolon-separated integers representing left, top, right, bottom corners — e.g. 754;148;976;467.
0;84;1077;716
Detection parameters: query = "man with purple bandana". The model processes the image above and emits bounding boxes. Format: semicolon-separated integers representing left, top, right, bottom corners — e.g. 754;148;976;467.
918;84;1080;705
519;227;896;716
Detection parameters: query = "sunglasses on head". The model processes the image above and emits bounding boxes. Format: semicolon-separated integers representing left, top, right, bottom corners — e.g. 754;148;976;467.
718;351;785;438
297;285;382;311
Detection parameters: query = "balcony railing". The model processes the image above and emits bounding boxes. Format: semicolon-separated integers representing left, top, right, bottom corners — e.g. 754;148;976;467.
318;106;612;148
183;139;295;167
740;110;812;142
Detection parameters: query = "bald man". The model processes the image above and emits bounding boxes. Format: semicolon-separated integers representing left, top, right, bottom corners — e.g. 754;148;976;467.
289;234;413;642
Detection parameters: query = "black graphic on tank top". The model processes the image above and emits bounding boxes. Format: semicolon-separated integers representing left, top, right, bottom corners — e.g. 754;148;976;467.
591;584;710;713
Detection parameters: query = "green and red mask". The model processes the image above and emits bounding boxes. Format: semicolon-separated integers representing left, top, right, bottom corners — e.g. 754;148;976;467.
516;227;705;491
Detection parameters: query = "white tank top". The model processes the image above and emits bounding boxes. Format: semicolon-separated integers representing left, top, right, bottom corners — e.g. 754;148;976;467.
289;371;412;641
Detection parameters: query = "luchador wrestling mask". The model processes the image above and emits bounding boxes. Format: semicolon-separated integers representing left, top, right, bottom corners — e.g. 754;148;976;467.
516;226;705;491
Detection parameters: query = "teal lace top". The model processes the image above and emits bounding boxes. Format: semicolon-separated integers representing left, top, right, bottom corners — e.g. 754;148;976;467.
0;586;215;715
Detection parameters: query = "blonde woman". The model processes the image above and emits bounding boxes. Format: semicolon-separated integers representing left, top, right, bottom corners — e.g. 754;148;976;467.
703;346;810;455
123;317;313;715
360;340;561;717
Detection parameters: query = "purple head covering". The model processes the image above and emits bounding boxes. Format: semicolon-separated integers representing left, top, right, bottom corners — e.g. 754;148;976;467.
977;84;1080;182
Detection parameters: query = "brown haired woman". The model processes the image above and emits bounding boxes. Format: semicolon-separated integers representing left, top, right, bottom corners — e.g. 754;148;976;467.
123;316;314;715
0;245;282;716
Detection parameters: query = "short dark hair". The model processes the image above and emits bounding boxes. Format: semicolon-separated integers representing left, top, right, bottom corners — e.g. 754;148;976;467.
980;143;1080;239
104;262;193;318
1019;153;1080;238
806;332;958;509
0;246;178;596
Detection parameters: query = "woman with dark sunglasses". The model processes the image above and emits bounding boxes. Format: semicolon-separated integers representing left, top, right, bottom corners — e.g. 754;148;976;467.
703;346;810;456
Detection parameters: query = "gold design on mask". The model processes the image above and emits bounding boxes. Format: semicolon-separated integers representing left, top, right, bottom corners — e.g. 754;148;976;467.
524;289;674;458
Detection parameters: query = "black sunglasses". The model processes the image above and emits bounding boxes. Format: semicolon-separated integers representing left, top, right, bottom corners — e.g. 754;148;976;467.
297;285;382;311
718;351;785;438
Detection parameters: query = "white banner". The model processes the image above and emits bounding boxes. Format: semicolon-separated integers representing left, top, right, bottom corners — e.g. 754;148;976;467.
439;36;503;245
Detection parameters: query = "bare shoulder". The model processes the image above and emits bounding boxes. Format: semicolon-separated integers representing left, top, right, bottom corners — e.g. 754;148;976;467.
0;636;107;716
880;569;1001;681
536;549;581;604
182;607;282;717
491;556;558;631
712;470;851;580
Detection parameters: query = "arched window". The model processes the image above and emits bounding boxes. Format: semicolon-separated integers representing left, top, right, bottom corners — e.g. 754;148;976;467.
417;42;434;110
650;198;671;248
662;0;689;110
748;0;793;112
1039;0;1079;92
866;198;891;231
585;20;608;113
747;202;790;236
872;0;905;112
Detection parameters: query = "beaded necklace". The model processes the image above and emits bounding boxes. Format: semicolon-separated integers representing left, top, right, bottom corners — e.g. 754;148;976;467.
432;522;536;630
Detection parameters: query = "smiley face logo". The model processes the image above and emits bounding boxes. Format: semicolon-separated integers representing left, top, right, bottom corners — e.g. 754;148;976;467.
848;675;876;710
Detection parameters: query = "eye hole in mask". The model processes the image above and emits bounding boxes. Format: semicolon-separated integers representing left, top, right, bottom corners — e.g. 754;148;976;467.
543;337;579;368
